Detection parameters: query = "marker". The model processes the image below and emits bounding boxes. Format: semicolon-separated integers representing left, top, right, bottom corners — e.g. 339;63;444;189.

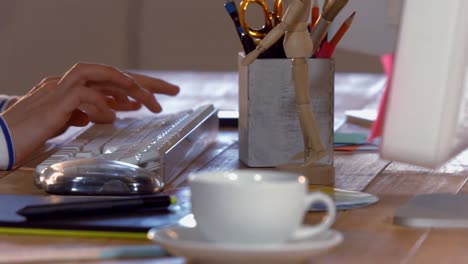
224;0;256;54
309;0;320;31
314;41;335;58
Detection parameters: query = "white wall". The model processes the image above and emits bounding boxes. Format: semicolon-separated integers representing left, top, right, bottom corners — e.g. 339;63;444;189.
331;0;399;55
136;0;400;72
136;0;241;71
0;0;129;94
0;0;401;95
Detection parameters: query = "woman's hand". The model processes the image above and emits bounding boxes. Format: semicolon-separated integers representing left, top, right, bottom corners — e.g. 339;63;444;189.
1;63;179;165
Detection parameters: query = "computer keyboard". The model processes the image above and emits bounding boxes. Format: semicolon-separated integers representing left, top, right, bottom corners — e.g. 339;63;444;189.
34;104;218;192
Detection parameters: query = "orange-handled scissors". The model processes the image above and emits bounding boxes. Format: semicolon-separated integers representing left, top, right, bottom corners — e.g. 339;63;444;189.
239;0;283;39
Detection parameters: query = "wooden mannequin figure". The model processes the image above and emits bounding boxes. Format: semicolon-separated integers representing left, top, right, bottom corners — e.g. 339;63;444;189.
242;0;327;175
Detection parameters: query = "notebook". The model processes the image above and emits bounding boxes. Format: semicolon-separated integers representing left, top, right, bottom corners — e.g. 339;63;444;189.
0;188;190;239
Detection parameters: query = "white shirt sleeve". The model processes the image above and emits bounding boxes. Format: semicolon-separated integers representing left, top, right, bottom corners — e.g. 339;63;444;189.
0;95;18;170
0;116;14;170
0;95;19;112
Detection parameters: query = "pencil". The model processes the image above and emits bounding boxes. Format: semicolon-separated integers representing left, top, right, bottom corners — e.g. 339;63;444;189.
0;245;168;263
310;0;349;54
309;0;320;30
330;11;356;48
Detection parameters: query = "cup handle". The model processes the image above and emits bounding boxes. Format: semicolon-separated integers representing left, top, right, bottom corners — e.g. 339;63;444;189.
292;192;336;240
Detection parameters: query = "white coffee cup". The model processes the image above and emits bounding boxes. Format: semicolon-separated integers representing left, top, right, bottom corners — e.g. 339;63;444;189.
188;169;336;244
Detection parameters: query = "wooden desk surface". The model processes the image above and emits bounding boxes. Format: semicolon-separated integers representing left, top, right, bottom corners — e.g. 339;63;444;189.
0;72;467;263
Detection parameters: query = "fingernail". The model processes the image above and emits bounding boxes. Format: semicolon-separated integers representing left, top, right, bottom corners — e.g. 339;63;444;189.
154;103;162;112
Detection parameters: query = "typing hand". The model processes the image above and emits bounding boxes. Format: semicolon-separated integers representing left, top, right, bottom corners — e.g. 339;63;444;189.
1;63;180;165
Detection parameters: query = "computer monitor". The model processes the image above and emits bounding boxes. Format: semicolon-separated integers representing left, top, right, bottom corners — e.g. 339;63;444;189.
379;0;468;168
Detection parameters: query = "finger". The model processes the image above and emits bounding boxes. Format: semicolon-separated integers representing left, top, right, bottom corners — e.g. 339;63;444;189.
53;109;90;137
58;63;161;112
94;81;162;113
67;109;90;127
58;63;135;88
127;72;180;96
30;76;61;94
106;97;142;111
89;85;144;111
88;83;132;102
103;84;161;113
79;103;116;124
71;85;110;111
37;76;61;87
66;85;115;123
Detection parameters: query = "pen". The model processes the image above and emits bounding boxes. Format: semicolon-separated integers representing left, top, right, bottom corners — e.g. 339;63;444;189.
224;0;256;54
17;195;177;219
330;11;356;48
310;0;349;55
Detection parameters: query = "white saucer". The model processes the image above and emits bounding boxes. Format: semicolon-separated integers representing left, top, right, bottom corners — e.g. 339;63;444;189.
147;226;343;263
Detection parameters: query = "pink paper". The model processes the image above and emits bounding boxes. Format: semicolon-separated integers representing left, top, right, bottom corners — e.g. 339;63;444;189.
367;53;394;142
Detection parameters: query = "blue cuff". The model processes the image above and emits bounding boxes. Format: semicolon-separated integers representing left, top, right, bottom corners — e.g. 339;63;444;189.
0;116;15;170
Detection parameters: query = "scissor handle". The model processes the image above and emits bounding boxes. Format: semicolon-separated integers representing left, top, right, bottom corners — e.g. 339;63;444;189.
272;0;283;25
239;0;283;39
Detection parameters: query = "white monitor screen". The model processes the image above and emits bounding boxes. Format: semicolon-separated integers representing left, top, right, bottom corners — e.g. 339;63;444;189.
380;0;468;168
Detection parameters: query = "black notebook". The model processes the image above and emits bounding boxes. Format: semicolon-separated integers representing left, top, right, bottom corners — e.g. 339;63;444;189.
0;188;191;239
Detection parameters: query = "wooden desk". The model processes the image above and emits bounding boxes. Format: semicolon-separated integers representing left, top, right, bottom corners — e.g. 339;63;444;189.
0;72;467;263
